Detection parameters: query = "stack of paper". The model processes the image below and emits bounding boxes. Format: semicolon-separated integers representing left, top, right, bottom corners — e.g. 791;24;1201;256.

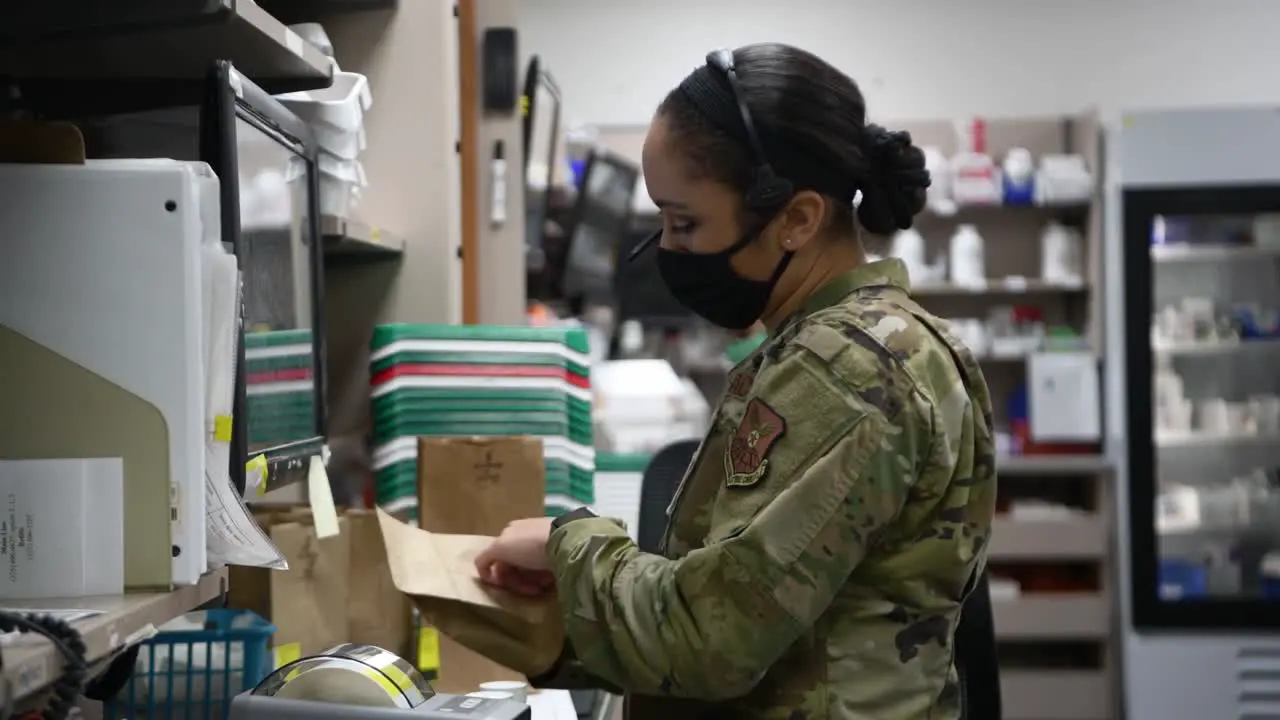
368;324;595;520
244;329;317;449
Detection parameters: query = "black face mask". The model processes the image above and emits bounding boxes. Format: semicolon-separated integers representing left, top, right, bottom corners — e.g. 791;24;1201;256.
657;229;794;331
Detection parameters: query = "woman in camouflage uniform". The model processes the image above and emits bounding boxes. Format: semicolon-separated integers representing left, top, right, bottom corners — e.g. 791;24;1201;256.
476;42;997;720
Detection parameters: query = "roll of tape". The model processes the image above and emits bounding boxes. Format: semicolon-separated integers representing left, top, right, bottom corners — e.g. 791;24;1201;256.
252;644;431;710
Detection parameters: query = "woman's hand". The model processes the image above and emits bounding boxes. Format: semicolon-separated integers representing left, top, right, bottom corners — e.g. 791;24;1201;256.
474;517;557;597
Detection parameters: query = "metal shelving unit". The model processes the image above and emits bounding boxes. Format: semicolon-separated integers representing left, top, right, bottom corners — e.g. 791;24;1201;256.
321;214;407;262
888;113;1114;720
0;3;329;714
1;569;228;707
256;0;398;25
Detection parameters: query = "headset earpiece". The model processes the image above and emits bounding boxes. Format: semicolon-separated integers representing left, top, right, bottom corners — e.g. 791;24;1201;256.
705;48;795;212
745;166;794;211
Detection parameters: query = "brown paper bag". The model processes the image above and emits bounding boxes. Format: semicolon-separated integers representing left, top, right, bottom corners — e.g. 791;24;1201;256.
415;437;550;691
376;509;564;679
416;436;546;533
229;513;351;657
346;509;413;658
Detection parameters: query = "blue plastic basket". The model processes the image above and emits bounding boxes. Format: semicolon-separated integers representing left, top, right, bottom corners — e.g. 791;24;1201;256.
104;609;275;720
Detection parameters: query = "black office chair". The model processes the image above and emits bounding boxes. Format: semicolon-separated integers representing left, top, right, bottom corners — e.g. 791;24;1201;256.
636;439;702;553
955;570;1002;720
631;438;1001;719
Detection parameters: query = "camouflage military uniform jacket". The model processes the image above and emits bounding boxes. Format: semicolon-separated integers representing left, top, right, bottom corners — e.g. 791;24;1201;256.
541;259;997;720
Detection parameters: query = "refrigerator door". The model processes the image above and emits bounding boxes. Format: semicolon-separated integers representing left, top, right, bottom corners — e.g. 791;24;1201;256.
1125;187;1280;629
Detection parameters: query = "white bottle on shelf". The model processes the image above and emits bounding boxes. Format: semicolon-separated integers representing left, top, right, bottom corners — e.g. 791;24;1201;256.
922;146;956;215
1040;221;1083;285
950;118;1002;206
1002;147;1035;205
890;228;928;282
949;224;986;287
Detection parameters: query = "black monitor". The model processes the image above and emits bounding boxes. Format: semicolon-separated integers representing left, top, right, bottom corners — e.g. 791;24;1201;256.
560;149;639;304
202;61;326;489
71;61;327;492
521;56;561;275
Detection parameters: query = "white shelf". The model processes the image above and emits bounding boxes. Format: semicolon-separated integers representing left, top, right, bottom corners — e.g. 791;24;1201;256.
1001;669;1111;720
1000;455;1111;475
1151;244;1280;263
912;279;1089;297
993;594;1110;639
989;517;1107;560
1156;430;1280;449
1;569;227;703
1154;338;1280;356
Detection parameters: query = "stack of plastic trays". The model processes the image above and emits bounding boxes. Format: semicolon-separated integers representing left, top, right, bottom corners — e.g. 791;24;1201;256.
244;329;316;449
369;324;595;520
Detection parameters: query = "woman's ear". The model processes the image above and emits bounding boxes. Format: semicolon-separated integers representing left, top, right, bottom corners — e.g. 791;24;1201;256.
774;190;827;251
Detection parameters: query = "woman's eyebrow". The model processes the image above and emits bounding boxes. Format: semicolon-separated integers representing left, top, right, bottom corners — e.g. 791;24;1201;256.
653;198;690;210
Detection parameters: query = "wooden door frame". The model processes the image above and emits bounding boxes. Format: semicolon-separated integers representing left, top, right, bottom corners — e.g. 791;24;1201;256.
456;0;480;324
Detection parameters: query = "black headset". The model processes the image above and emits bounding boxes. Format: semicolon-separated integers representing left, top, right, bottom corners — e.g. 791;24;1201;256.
705;49;794;211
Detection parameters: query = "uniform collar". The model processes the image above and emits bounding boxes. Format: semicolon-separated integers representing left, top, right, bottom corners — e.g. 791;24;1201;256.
801;258;911;316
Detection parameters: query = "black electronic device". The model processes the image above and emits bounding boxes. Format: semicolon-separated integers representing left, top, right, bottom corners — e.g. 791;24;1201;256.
520;56;562;277
70;62;329;495
560;149;639;305
482;27;519;113
203;61;327;492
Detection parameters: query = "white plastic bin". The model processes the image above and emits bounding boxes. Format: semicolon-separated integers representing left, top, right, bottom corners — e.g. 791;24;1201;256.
289;153;367;217
317;153;366;217
312;124;366;160
277;72;372;133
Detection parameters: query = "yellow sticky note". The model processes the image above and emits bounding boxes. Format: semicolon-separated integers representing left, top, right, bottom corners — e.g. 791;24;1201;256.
307;455;341;539
245;454;269;497
369;227;382;244
213;415;233;443
274;642;301;669
416;627;440;673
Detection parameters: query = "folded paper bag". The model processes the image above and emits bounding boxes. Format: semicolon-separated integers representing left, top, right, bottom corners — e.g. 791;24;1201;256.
375;509;565;678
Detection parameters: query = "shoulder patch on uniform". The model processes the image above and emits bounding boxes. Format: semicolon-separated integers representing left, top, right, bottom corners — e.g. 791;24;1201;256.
724;398;787;488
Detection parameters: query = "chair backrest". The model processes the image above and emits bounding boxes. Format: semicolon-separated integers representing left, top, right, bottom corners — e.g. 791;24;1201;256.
633;437;999;719
955;571;1002;720
636;439;700;554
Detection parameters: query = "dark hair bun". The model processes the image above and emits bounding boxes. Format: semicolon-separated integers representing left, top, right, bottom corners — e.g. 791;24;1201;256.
856;124;931;235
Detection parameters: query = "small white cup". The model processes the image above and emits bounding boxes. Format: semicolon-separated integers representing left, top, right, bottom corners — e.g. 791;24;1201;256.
478;680;528;704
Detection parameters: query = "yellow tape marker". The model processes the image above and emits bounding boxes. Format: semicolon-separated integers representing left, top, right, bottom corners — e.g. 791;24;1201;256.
246;454;269;496
416;627;440;673
213;415;233;443
274;642;302;670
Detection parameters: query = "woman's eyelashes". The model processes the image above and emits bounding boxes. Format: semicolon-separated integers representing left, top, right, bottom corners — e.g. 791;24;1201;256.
668;217;697;235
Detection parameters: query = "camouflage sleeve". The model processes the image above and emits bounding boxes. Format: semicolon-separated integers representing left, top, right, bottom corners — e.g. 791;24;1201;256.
546;336;930;700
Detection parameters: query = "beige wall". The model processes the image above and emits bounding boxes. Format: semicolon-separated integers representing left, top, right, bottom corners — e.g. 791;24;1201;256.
473;0;526;325
320;4;463;497
312;2;524;496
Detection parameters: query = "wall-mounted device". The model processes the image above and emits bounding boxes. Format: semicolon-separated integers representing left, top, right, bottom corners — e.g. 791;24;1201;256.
521;55;562;280
482;27;519;113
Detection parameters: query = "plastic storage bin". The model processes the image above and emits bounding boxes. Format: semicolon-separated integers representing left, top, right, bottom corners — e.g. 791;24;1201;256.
277;72;372;132
104;609;275;720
